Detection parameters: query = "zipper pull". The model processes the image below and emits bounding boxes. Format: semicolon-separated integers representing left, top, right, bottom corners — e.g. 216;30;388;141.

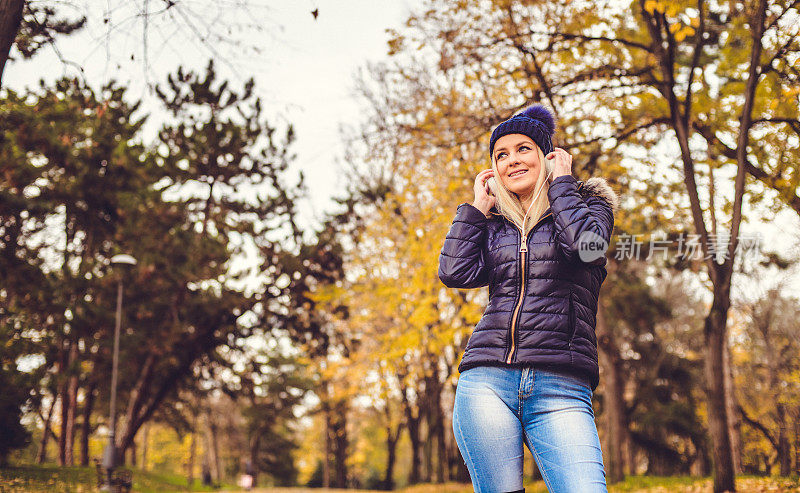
519;234;527;253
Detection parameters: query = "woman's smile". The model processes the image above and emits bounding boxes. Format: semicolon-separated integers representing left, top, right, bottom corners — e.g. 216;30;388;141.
494;134;541;196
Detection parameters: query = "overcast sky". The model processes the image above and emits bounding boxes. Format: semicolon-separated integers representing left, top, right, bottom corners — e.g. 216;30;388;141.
5;0;420;229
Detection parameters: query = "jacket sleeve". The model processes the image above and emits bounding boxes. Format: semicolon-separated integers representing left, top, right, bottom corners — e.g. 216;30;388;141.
438;203;490;289
547;175;615;265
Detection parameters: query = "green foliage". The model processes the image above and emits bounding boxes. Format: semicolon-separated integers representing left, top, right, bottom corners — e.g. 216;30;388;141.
733;288;800;474
1;76;151;465
14;3;86;60
601;263;710;474
237;351;310;487
1;61;305;475
154;60;302;242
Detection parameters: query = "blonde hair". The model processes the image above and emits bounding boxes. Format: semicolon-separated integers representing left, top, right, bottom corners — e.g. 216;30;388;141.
489;145;551;235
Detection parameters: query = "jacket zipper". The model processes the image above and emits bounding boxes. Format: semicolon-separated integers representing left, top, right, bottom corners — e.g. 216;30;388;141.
506;211;552;364
505;180;584;363
506;227;527;363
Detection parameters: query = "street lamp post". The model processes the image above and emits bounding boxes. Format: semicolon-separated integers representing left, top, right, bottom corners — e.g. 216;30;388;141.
103;254;137;491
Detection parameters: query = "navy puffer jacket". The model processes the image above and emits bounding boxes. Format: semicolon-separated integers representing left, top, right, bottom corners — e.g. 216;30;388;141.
438;175;618;390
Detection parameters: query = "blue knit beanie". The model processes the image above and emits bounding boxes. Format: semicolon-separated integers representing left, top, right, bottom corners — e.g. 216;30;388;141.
489;104;555;158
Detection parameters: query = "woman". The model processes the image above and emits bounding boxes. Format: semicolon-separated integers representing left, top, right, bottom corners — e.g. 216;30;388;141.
438;105;618;493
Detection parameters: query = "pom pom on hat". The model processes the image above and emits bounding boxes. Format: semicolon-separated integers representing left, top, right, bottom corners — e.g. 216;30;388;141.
489;104;555;157
517;104;555;135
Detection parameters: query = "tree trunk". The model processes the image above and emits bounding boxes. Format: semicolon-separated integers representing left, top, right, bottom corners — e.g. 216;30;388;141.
115;324;234;458
383;425;400;490
408;411;422;484
597;299;626;483
793;412;800;475
37;396;56;464
323;403;331;488
399;376;422;485
209;419;221;484
118;354;155;455
777;403;791;476
723;340;742;475
0;0;24;85
397;368;422;484
248;433;260;487
64;342;79;466
704;294;735;493
660;0;763;479
436;402;448;483
422;415;432;483
696;438;711;476
331;399;348;488
187;430;196;486
626;427;637;475
384;429;397;490
423;362;449;483
710;0;769;485
141;422;150;471
186;405;197;484
382;404;401;490
57;348;68;466
80;382;96;466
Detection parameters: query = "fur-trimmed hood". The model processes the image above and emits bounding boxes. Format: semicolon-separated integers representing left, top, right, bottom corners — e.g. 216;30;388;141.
580;177;619;214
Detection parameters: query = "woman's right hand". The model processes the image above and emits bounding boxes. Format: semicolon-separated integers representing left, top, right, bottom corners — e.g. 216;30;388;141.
472;169;496;216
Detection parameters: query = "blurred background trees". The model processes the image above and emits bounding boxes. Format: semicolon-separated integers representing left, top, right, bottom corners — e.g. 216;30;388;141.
1;0;799;490
0;61;312;484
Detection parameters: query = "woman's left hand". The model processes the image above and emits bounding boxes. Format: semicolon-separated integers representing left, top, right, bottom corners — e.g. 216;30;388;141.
546;147;572;179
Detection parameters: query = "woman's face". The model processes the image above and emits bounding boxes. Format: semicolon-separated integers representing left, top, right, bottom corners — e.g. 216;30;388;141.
493;133;541;197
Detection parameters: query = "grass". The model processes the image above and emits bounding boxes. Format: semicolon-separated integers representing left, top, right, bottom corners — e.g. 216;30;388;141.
1;466;799;492
131;468;232;492
0;464;233;492
222;475;800;493
607;474;800;492
0;465;96;493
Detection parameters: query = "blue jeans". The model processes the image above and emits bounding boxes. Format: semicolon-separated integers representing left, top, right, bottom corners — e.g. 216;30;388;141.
452;366;607;493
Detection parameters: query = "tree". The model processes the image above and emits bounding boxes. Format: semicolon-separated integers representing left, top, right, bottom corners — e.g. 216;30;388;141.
604;261;711;475
238;351;309;487
0;1;84;85
260;175;394;487
735;286;800;475
107;60;300;463
1;62;304;470
1;76;155;465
